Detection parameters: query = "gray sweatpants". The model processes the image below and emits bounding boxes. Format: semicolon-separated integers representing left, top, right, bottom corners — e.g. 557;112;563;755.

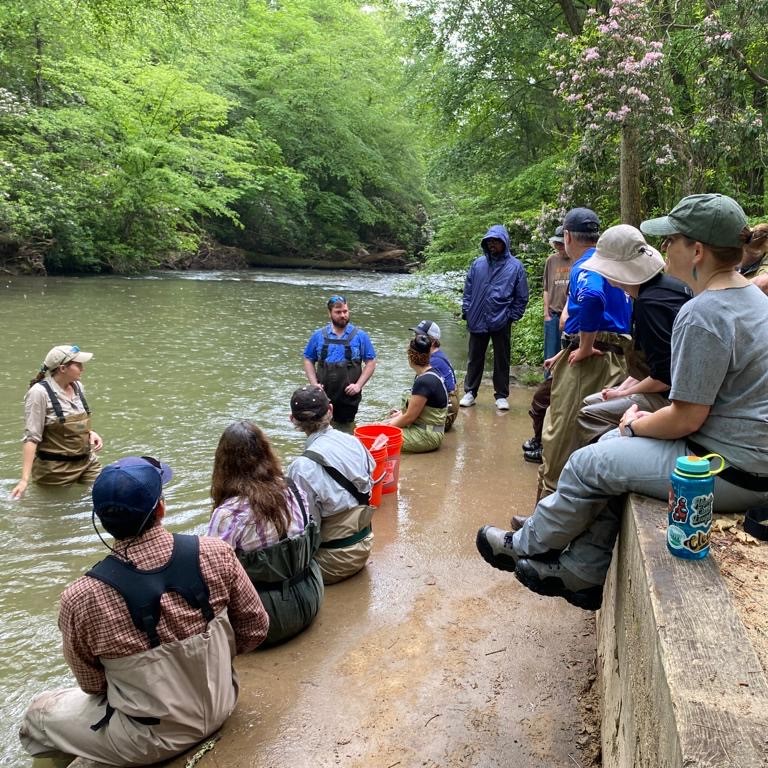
513;429;768;585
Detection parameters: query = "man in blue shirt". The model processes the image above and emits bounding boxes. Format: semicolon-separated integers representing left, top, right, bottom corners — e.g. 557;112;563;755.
409;319;459;431
537;207;632;496
303;295;377;430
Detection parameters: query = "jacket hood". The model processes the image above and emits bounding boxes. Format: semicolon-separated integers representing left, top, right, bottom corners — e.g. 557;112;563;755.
481;225;512;258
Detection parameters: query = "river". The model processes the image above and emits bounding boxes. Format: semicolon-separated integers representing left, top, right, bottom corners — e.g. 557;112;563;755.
0;269;469;766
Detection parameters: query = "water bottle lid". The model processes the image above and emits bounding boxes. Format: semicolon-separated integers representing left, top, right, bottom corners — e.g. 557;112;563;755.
675;455;711;475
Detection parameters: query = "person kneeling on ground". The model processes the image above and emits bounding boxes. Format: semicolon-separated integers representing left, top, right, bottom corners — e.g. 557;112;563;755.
409;319;459;432
20;456;268;766
287;385;376;584
476;194;768;611
386;334;448;453
208;420;324;647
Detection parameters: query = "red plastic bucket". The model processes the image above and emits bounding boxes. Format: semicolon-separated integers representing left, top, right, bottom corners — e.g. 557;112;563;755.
368;445;387;507
354;424;404;495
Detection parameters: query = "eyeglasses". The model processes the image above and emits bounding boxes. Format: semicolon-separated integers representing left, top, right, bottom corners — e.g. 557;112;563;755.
661;234;684;250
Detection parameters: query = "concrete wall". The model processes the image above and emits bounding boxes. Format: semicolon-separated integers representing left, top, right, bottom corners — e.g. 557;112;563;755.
598;494;768;768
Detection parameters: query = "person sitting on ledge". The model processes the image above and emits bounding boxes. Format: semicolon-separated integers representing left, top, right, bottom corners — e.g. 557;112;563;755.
476;194;768;611
20;456;268;766
386;334;449;453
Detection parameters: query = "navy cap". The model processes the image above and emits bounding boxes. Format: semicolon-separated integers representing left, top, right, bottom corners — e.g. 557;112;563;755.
563;207;600;234
92;456;173;538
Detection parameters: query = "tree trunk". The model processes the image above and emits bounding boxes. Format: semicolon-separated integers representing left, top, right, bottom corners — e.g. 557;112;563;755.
33;19;44;107
558;0;583;34
620;123;642;226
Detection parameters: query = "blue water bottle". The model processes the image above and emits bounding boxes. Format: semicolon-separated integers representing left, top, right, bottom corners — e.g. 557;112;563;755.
667;453;724;559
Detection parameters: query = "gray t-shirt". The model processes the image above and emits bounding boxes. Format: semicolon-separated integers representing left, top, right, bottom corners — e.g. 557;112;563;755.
669;284;768;473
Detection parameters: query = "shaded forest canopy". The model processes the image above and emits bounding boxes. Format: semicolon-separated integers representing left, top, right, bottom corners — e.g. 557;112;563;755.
0;0;766;278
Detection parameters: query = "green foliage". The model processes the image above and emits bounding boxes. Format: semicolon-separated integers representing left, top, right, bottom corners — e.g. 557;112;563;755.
511;294;544;367
0;0;429;272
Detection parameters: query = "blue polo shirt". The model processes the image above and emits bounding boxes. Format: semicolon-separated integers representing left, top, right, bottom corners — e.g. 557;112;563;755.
303;323;376;364
563;248;632;335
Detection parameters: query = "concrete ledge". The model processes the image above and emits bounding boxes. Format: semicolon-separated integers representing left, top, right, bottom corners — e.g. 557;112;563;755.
598;494;768;768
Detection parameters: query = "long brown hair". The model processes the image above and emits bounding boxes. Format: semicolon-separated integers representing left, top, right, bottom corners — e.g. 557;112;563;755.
210;420;291;538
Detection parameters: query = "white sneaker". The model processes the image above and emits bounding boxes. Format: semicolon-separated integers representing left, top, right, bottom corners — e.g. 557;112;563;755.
495;397;510;411
459;392;476;407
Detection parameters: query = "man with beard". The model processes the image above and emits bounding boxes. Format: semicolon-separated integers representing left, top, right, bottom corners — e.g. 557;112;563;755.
303;295;377;431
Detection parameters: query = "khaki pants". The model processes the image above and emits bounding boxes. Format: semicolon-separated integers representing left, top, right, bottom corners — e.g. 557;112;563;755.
538;339;628;495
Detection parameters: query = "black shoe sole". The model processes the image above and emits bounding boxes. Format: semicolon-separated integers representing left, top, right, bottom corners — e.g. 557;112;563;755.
514;561;603;611
523;453;542;464
475;528;517;573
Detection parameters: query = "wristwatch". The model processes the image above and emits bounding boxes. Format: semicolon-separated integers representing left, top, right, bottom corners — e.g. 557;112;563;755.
624;420;636;437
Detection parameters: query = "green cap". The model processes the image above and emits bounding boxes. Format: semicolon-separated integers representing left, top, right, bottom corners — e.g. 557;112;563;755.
640;193;748;248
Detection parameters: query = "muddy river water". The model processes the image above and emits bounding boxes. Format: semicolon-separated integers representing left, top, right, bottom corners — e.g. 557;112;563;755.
0;271;595;767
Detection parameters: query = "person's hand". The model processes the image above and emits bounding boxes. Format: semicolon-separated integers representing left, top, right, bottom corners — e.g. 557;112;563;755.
89;431;104;452
568;347;604;366
344;382;362;396
543;351;562;371
544;312;551;322
389;408;401;417
601;387;623;401
10;479;28;499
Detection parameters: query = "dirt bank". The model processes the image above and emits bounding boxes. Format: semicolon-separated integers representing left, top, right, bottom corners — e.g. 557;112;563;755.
167;389;598;768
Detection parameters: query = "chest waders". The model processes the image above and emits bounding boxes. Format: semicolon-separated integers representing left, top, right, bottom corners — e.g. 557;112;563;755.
33;381;99;485
316;328;362;424
301;449;374;584
236;479;324;646
85;534;215;730
400;370;448;454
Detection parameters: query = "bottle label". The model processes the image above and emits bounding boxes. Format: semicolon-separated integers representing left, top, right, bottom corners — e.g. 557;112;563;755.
667;486;713;558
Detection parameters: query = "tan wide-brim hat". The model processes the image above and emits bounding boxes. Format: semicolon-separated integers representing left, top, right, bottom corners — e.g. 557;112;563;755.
43;345;94;370
581;224;664;286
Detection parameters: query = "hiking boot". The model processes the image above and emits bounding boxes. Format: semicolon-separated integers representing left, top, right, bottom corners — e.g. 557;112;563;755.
459;392;476;407
514;558;604;611
476;525;518;572
523;447;543;464
509;514;529;531
522;437;541;452
495;397;510;410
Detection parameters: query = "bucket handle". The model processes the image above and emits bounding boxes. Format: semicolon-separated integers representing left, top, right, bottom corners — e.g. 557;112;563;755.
372;469;387;486
371;434;389;451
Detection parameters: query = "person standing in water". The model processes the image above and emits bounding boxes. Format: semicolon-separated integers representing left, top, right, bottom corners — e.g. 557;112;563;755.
12;344;103;498
303;295;377;432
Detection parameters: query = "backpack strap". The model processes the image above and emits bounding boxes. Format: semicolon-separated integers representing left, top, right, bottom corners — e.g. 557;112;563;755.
302;449;370;506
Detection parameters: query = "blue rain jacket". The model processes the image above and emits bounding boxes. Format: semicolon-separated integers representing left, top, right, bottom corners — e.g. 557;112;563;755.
462;225;529;334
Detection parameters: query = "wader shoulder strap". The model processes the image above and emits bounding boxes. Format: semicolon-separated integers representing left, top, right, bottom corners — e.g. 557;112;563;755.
285;476;309;528
320;328;360;362
38;380;65;423
86;534;214;648
302;449;370;506
72;381;91;415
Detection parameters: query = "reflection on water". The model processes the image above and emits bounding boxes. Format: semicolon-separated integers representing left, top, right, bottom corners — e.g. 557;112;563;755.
0;269;466;766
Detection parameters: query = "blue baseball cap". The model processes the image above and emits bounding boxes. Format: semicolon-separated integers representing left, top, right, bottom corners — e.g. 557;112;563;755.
93;456;173;537
563;207;600;234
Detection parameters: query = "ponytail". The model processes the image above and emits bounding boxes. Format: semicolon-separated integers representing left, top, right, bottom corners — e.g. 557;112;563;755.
28;369;46;390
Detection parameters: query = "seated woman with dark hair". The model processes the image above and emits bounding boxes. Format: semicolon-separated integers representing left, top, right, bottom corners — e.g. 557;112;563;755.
387;334;449;453
208;420;323;647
